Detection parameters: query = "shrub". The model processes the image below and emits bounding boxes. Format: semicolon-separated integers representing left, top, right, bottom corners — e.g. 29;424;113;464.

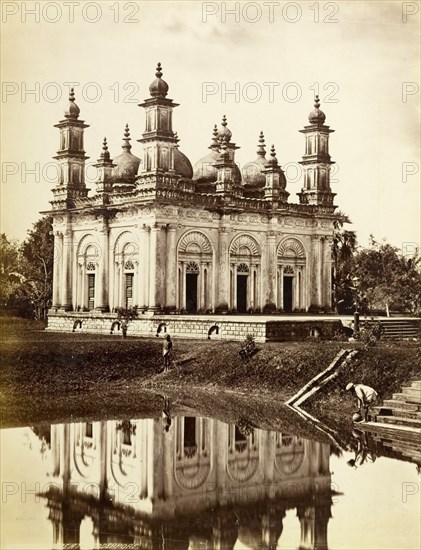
263;302;277;314
215;302;229;314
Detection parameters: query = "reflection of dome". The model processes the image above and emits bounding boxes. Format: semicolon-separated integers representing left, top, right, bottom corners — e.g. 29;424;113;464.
308;95;326;124
111;124;140;184
174;133;193;178
149;62;169;98
242;131;266;188
64;88;80;119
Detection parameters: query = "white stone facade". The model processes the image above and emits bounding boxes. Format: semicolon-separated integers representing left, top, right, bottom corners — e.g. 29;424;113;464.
47;65;338;319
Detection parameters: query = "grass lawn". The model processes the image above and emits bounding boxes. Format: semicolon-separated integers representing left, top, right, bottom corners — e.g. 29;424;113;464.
1;316;419;438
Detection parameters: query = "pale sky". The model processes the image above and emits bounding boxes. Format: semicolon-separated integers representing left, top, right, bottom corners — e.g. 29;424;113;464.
1;0;420;251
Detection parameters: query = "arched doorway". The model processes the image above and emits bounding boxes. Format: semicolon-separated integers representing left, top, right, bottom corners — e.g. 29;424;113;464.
230;235;261;312
178;231;213;313
277;238;306;312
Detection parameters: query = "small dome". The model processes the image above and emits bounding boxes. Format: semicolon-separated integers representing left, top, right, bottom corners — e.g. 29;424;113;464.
173;133;193;178
64;88;80;119
308;95;326;124
149;62;169;98
111;124;140;184
174;148;193;179
218;115;232;141
193;149;219;183
242;131;267;188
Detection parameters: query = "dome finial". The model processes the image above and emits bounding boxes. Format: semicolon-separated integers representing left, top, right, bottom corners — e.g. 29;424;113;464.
266;144;278;166
209;124;220;151
100;137;110;161
149;62;169;98
218;115;232;142
308;94;326;124
257;131;266;157
64;86;80;119
122;123;132;152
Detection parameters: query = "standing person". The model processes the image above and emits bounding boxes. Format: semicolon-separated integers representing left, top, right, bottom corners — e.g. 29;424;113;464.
162;334;173;372
346;382;378;422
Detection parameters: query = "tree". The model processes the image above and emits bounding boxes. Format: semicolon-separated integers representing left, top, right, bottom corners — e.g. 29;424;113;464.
331;211;357;313
354;237;421;315
18;216;54;320
0;234;23;306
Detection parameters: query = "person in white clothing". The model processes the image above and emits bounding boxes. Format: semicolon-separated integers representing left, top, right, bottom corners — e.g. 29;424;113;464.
346;382;378;422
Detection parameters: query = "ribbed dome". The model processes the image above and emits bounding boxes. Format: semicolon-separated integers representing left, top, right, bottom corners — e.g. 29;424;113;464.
149;62;169;98
242;131;267;188
174;147;193;179
64;88;80;119
308;95;326;124
111;124;141;184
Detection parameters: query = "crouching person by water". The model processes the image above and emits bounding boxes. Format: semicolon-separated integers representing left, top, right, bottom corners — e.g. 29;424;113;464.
162;335;173;372
346;382;378;422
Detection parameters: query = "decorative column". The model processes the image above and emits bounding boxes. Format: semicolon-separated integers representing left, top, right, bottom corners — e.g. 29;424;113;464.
61;224;73;311
138;225;149;310
266;231;277;305
96;217;109;312
218;227;230;307
279;266;284;310
52;231;62;308
181;262;186;310
165;224;177;310
148;224;159;311
323;237;333;310
318;237;324;307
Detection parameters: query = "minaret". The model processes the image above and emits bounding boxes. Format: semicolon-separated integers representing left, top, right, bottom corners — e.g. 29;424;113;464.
137;63;178;175
53;88;89;202
262;145;289;203
297;96;336;207
214;136;240;197
94;138;115;196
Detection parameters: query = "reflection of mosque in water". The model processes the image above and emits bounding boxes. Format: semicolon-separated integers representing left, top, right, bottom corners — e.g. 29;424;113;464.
42;415;333;549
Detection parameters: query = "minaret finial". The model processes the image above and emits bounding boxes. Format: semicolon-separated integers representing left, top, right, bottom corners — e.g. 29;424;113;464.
64;87;80;119
314;95;321;108
222;115;227;127
174;131;179;148
209;124;220;151
100;137;111;161
122;123;132;152
257;131;266;157
155;62;163;78
267;144;278;166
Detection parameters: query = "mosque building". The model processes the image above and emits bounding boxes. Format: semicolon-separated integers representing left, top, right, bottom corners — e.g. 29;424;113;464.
47;63;339;336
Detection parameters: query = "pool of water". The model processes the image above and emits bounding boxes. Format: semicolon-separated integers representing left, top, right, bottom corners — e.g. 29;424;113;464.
1;410;419;549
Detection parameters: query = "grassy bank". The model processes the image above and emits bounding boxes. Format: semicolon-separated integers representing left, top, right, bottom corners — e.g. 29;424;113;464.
1;317;419;436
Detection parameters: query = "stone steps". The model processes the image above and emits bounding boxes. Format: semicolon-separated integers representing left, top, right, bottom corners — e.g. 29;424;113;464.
382;399;421;411
372;406;421;420
362;319;419;340
392;390;421;405
377;415;421;428
360;422;421;445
